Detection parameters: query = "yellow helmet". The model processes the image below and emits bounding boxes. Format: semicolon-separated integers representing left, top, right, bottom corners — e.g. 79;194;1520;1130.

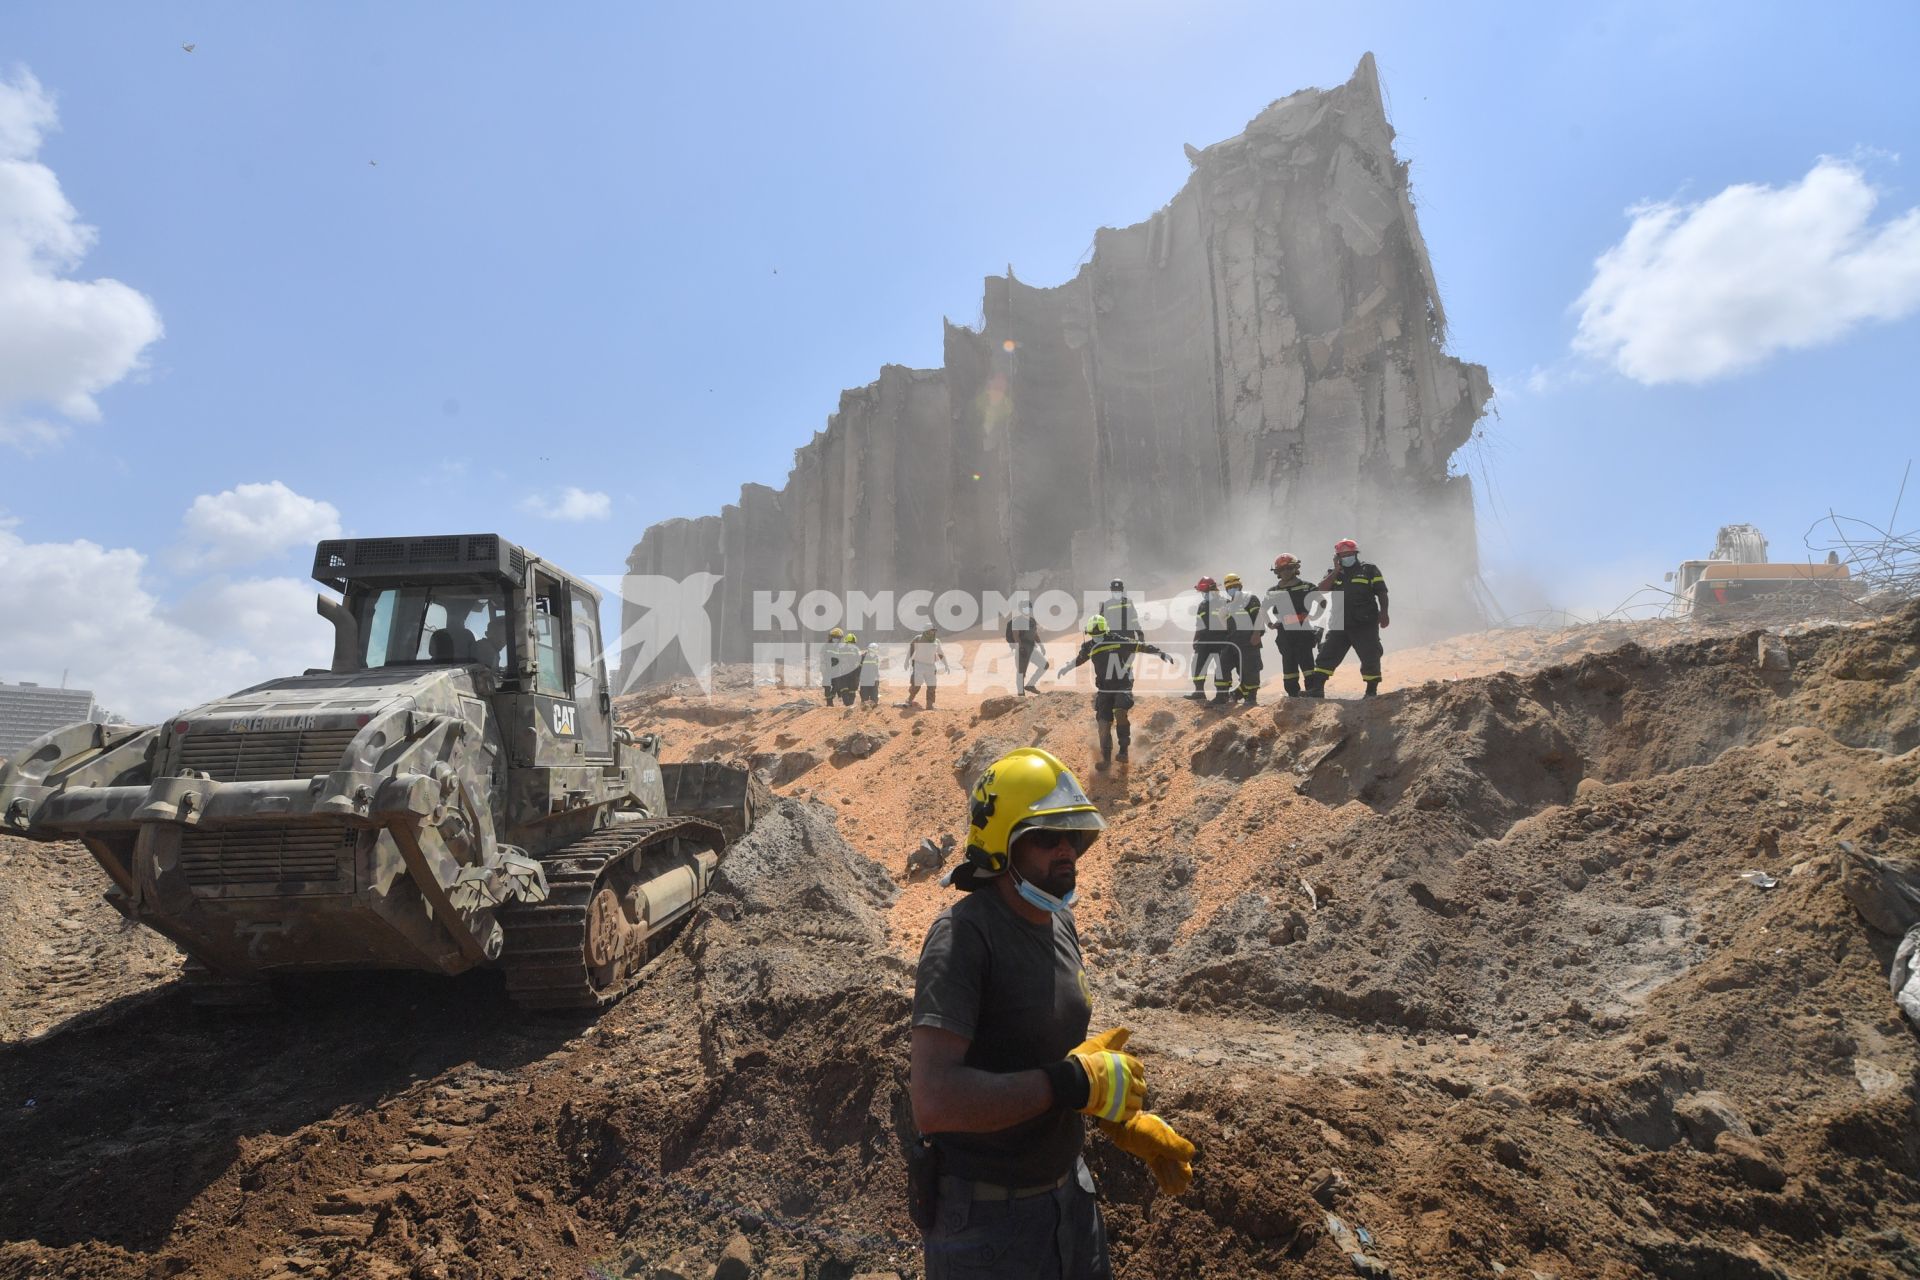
1223;572;1242;588
1086;614;1110;636
946;747;1105;890
845;633;858;645
829;627;844;639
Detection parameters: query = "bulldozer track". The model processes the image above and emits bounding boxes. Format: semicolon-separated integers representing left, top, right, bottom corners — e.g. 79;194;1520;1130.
496;816;726;1010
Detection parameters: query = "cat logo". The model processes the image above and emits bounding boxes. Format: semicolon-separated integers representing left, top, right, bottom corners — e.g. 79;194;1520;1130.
552;703;576;736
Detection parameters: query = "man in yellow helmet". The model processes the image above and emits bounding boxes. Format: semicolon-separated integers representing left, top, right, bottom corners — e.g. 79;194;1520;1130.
910;748;1197;1278
1055;614;1176;772
821;627;847;706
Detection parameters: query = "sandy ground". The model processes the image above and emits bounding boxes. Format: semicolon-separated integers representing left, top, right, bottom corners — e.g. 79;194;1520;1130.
2;608;1917;1279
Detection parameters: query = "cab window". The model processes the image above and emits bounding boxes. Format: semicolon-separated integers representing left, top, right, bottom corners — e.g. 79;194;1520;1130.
533;583;567;695
571;612;599;704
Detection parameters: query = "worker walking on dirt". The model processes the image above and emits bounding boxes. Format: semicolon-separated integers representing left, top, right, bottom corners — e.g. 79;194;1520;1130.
1222;572;1264;704
1006;597;1048;695
903;628;952;709
1266;554;1319;697
1055;616;1177;772
821;627;847;705
1189;576;1238;705
910;748;1197;1280
859;642;882;710
1304;538;1390;698
828;632;863;706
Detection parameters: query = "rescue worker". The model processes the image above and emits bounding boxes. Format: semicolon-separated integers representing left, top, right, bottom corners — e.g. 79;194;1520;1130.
1098;579;1138;636
1305;538;1390;698
1055;615;1176;772
859;641;882;710
821;626;847;706
1188;576;1238;705
911;748;1197;1280
1006;597;1047;695
904;627;952;709
1222;572;1264;704
1266;554;1319;697
833;632;864;706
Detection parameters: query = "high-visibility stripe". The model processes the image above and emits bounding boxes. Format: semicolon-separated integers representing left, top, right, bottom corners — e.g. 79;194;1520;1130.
1312;667;1334;676
1362;674;1382;682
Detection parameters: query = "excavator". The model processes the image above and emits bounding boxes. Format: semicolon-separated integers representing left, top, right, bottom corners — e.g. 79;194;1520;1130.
1667;523;1853;618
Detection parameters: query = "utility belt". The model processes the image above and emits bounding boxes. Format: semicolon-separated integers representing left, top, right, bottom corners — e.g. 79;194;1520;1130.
907;1138;1076;1232
941;1168;1073;1202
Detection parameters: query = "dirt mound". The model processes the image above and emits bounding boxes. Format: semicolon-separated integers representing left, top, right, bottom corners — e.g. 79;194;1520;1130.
3;605;1918;1278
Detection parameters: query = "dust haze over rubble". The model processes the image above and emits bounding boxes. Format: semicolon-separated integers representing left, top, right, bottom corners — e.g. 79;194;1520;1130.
623;55;1490;681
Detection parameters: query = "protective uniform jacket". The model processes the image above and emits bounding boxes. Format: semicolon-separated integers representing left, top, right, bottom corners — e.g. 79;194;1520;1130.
1225;588;1264;639
1193;590;1229;640
1005;611;1038;646
1317;561;1388;628
1267;576;1315;629
826;639;862;681
1100;594;1139;635
1060;634;1170;691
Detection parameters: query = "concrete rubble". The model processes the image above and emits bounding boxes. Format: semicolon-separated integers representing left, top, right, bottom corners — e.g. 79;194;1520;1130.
624;54;1490;680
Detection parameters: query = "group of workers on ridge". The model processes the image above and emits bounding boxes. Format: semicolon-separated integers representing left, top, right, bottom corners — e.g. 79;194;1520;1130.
1269;536;1391;699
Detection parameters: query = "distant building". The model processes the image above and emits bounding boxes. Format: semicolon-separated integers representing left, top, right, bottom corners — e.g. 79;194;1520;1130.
0;681;101;756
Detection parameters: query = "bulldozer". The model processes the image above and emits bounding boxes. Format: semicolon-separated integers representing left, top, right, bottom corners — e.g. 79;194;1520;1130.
1667;523;1854;618
0;532;759;1010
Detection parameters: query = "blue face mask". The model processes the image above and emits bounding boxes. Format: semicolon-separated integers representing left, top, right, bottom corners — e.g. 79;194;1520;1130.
1012;868;1077;913
1340;554;1359;568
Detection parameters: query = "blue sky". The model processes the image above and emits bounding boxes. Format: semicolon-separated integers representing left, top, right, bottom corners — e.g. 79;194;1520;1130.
2;2;1918;715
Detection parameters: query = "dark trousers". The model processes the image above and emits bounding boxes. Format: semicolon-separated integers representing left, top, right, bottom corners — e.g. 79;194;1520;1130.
1235;637;1263;700
924;1159;1111;1280
1273;629;1318;693
1093;690;1133;761
1191;639;1238;697
1308;624;1383;690
832;674;858;706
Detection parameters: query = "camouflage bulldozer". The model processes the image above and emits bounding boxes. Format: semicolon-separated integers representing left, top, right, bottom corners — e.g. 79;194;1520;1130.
0;532;759;1010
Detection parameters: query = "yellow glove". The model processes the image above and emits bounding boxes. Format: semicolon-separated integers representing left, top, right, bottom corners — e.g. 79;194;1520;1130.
1071;1026;1131;1057
1098;1113;1197;1195
1067;1026;1146;1124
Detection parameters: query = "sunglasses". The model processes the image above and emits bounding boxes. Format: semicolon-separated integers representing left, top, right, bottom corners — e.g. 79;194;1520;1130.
1019;829;1086;854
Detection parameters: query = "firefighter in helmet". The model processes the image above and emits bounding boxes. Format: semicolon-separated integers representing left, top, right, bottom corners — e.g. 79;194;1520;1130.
1305;538;1390;697
1267;554;1319;697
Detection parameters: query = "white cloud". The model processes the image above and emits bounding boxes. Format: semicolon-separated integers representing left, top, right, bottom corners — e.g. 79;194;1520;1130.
1573;157;1920;385
0;520;330;722
0;70;163;447
519;487;611;522
176;480;342;569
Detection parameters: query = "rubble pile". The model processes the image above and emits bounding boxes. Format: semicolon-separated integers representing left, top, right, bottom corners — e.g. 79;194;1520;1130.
2;608;1917;1278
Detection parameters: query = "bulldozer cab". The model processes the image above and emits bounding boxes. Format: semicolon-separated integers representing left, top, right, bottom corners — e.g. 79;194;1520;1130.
313;533;613;758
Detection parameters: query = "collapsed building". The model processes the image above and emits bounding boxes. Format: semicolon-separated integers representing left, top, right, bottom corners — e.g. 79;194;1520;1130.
622;53;1490;684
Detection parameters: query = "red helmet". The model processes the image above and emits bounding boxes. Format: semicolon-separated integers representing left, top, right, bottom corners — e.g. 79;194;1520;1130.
1272;553;1299;573
1334;539;1359;556
1195;575;1218;592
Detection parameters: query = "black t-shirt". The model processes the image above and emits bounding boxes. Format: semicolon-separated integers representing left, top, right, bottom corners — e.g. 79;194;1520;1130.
912;888;1093;1184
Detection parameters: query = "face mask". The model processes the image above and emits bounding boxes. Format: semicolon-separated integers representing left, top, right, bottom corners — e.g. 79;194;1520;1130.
1340;554;1359;568
1011;867;1077;913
